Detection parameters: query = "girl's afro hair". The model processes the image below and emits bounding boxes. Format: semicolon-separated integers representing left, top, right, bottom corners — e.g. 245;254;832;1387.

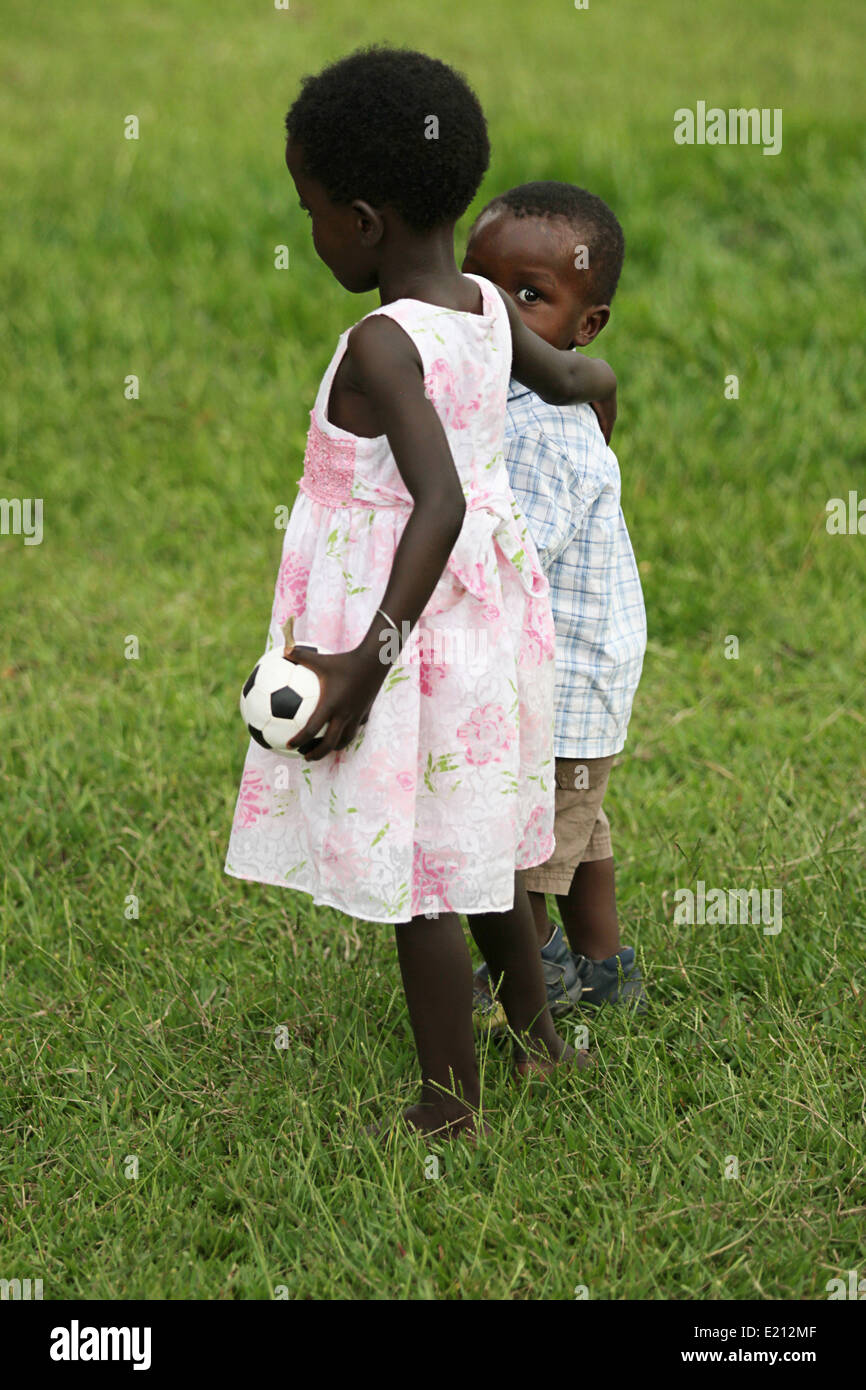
285;47;490;231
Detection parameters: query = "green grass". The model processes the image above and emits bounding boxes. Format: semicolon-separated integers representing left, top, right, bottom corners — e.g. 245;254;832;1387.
2;0;865;1299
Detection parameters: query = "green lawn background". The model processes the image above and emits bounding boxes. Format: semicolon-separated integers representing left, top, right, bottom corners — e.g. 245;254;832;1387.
1;0;864;1299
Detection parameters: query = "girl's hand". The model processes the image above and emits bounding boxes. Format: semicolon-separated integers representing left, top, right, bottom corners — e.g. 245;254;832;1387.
590;390;617;445
284;644;385;761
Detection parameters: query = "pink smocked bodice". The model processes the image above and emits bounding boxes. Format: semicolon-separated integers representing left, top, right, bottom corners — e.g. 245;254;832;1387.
294;278;549;606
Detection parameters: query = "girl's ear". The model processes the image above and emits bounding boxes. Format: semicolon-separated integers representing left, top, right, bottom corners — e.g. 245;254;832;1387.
571;305;610;348
352;200;385;246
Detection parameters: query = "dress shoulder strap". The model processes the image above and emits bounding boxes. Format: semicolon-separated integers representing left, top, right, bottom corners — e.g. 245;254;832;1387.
312;276;511;429
311;327;352;425
360;275;510;374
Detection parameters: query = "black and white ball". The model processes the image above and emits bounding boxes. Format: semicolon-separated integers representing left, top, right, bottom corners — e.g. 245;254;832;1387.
239;648;330;754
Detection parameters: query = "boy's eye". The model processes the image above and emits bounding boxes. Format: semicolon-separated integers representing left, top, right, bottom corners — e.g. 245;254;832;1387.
515;287;541;304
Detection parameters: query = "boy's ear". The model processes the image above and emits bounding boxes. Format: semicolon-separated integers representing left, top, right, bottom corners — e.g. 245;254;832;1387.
572;304;610;347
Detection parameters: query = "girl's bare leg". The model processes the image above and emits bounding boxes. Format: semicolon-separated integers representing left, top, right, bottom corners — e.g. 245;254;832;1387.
390;875;588;1143
394;911;482;1136
528;888;553;946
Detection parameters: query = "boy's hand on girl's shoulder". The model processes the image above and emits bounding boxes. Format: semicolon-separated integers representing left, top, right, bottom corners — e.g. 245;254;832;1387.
590;389;617;445
283;644;381;761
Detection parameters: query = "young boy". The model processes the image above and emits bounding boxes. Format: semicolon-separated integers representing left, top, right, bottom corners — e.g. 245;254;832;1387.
462;181;647;1023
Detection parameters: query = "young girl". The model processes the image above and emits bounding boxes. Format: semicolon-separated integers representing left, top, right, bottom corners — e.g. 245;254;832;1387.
225;47;616;1138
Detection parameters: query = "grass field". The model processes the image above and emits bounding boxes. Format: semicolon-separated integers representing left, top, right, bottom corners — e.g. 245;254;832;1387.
2;0;865;1300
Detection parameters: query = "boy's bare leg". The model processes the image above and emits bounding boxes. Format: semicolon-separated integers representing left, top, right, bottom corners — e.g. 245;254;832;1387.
394;911;482;1136
469;872;585;1076
556;857;621;961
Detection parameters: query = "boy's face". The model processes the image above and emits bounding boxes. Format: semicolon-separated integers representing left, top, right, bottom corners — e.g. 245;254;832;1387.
462;208;609;350
285;139;379;293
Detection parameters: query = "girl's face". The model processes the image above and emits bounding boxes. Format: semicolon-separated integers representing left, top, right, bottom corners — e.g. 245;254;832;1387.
285;139;379;293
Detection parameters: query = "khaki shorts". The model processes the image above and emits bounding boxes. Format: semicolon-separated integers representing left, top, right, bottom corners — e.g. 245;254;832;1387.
523;755;615;895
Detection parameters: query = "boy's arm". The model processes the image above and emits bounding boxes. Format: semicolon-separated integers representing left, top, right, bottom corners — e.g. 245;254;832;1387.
497;287;617;414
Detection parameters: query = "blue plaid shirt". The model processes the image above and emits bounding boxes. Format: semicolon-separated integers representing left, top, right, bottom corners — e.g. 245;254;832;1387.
505;380;647;758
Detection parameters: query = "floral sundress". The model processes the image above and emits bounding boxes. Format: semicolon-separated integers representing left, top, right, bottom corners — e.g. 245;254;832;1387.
225;274;556;923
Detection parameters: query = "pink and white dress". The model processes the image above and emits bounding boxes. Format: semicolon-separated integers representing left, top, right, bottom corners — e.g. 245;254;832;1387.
225;274;556;923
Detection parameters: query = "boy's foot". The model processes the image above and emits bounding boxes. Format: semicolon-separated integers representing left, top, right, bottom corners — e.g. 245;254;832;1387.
473;924;583;1031
572;946;647;1013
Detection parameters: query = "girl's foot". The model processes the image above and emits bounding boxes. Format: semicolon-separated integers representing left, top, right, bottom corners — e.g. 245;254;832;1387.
365;1101;490;1142
404;1101;490;1139
512;1037;595;1081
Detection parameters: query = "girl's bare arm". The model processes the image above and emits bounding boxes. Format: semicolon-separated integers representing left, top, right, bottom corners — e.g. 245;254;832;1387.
287;314;466;759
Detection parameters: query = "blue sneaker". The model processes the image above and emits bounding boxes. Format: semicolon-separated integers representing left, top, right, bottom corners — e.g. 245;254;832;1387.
571;946;647;1013
473;924;583;1031
540;925;585;1016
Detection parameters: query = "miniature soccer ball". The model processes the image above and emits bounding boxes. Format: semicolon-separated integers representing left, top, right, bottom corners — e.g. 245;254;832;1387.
239;647;330;754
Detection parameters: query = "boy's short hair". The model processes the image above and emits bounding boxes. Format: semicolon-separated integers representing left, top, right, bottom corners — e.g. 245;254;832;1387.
285;46;490;232
481;181;625;304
